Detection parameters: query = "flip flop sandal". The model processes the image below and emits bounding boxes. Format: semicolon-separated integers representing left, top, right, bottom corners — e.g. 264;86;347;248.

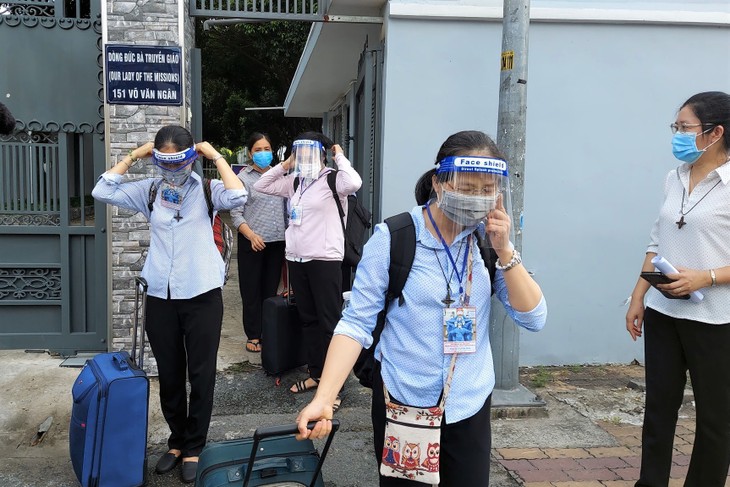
291;377;320;393
245;340;261;353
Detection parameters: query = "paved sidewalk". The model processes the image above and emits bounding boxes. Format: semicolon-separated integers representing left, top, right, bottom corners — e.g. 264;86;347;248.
496;367;730;487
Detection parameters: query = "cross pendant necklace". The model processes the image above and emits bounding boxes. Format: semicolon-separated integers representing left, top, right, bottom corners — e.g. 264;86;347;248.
433;243;464;306
676;178;722;229
174;210;183;222
442;288;455;306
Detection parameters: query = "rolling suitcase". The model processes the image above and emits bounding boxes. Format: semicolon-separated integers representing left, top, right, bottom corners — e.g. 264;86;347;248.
195;419;340;487
261;292;306;376
69;277;150;487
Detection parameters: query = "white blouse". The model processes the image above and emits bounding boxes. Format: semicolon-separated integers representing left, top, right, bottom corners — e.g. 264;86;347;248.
645;159;730;324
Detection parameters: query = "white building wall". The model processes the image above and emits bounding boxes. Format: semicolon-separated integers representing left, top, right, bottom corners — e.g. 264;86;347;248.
380;13;730;365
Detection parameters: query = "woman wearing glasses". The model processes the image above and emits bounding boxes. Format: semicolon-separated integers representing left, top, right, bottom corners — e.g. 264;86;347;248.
626;91;730;486
295;130;546;486
92;125;246;483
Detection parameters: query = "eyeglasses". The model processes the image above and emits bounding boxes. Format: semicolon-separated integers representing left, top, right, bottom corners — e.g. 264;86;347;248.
670;122;712;134
444;182;498;197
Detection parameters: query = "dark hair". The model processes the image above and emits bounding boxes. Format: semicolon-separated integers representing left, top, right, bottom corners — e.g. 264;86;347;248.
294;131;333;151
681;91;730;152
154;125;194;151
0;102;16;135
414;130;505;205
247;132;273;152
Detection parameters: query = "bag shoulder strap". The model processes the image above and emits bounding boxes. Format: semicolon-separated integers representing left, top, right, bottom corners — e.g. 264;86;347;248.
147;179;162;213
384;212;416;306
326;171;347;236
367;212;416;372
202;177;214;224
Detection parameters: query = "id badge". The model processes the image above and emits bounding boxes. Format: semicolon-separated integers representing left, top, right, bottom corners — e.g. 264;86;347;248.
290;205;303;226
443;306;477;354
160;183;183;210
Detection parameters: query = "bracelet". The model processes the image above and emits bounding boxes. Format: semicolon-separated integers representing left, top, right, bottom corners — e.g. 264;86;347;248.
710;268;717;287
495;249;522;272
212;154;225;162
128;150;139;164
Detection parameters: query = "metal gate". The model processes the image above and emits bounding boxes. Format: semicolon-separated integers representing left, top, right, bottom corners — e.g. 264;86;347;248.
0;0;108;355
353;41;384;225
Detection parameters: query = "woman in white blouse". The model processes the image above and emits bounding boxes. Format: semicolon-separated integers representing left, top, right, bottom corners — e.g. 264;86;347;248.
626;91;730;487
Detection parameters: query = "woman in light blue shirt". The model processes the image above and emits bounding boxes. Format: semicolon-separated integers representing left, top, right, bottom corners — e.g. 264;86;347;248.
296;130;547;486
92;125;246;484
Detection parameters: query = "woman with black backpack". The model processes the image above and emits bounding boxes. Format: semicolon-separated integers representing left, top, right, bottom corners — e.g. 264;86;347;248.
92;125;245;483
254;131;362;409
295;130;547;486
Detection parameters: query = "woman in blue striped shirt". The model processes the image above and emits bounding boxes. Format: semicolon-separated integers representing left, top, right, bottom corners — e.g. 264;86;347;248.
296;130;547;486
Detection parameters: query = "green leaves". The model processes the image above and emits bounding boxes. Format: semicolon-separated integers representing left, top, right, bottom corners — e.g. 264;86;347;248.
197;19;321;154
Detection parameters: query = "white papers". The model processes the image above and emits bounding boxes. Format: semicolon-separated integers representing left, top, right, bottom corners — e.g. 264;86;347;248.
651;255;703;303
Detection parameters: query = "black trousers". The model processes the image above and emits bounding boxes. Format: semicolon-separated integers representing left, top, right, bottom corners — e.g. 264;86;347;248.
145;288;223;457
636;307;730;487
237;235;285;341
371;361;492;486
287;260;342;378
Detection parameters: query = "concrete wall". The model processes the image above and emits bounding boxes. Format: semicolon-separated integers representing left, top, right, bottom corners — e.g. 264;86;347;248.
380;13;730;365
104;0;195;366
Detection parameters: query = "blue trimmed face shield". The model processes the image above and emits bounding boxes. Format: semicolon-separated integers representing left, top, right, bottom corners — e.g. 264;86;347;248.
152;147;197;186
433;155;512;232
292;139;324;180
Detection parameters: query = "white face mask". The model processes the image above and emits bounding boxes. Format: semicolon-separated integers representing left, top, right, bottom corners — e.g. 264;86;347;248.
297;161;321;180
437;189;496;226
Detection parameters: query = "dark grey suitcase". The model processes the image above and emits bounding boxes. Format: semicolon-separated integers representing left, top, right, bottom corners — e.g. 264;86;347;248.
261;293;306;377
195;420;339;487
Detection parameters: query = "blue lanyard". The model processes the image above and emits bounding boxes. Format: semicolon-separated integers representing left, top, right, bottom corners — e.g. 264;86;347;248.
426;203;469;296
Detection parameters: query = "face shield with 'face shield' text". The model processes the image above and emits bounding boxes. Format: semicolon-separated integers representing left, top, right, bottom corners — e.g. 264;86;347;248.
292;139;324;181
435;155;512;239
152;147;197;186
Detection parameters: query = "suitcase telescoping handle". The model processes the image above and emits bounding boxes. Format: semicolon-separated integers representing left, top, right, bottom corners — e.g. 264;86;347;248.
131;277;148;369
242;419;340;487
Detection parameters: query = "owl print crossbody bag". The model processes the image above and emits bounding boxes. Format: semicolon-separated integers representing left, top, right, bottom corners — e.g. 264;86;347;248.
379;354;456;484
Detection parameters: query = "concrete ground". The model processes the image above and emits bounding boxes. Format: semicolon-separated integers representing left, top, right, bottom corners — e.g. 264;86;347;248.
0;234;725;486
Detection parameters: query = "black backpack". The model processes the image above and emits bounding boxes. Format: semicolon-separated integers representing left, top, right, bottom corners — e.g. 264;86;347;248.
352;212;498;388
293;171;372;267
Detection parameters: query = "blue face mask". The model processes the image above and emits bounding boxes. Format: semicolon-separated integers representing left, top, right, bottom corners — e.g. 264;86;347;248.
252;151;273;168
672;129;716;163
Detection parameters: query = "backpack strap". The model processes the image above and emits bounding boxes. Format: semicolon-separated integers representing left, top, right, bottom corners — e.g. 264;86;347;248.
474;231;498;295
147;179;161;213
384;212;416;306
201;178;214;224
327;170;347;236
366;212;416;368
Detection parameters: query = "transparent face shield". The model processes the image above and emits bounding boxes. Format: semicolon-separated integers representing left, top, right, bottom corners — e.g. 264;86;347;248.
292;139;324;181
434;155;513;245
152;147;197;186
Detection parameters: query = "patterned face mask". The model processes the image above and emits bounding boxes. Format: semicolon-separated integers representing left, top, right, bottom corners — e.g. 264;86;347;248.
153;147;197;186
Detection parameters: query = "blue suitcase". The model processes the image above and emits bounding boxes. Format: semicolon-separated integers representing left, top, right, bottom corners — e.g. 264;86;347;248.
195;420;339;487
69;277;150;487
